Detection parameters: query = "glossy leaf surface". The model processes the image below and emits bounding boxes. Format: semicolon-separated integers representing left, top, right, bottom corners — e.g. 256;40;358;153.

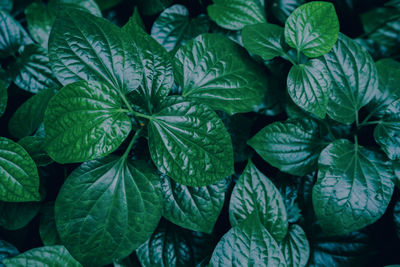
280;224;310;267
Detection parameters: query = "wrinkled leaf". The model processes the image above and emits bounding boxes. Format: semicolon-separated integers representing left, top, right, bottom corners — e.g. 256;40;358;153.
39;203;61;246
313;139;394;235
280;224;310;267
44;81;132;163
148;96;234;187
229;160;288;242
0;240;18;265
0;201;41;230
55;156;162;266
18;136;53;166
174;34;267;115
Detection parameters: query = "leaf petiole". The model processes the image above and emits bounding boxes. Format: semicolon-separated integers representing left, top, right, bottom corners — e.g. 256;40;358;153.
122;127;143;159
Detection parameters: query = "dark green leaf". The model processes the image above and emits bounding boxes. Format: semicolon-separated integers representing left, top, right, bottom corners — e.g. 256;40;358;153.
0;137;40;202
9;88;56;139
270;0;305;24
174;34;267;114
242;23;286;61
248;118;324;176
322;34;378;124
147;96;234;187
0;1;13;12
394;200;400;239
44;80;132;163
151;4;210;53
374;99;400;160
55;156;162;266
135;0;174;16
2;246;82;267
207;0;266;30
0;10;32;58
313;139;394;235
18;136;53;166
48;8;142;94
279;224;309;267
284;1;339;57
39;203;61;246
0;79;6;117
0;240;18;266
210;212;286;267
367;59;400;118
229;160;288;241
287;59;331;118
122;6;146;36
0;201;41;230
161;174;226;234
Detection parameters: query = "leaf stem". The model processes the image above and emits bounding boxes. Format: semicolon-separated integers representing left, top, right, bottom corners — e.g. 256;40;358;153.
131;110;153;120
119;92;134;113
297;49;301;64
122;128;143;159
358;120;381;127
282;52;297;65
355;111;359;127
354;134;358;146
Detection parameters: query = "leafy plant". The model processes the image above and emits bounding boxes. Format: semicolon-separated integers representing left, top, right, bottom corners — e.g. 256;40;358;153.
1;0;400;266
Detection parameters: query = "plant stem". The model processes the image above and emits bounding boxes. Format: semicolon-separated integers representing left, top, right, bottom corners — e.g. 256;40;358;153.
131;110;153;120
354;134;358;146
297;49;301;63
119;92;134;113
355;111;359;127
122;128;143;159
358;120;381;127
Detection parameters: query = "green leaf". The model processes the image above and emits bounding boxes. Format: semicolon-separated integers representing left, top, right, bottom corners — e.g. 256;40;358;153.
137;220;214;267
229;160;288;242
55;156;162;266
9;44;59;94
0;201;41;230
242;23;286;61
361;8;400;56
270;0;305;24
284;1;339;58
124;30;173;114
151;4;210;53
248;118;324;176
48;8;142;94
18;136;53;166
207;0;266;31
279;224;310;267
9;88;56;139
0;10;32;58
122;6;146;36
287;59;331;118
367;59;400;118
0;137;40;202
174;34;267;115
147;96;234;187
0;240;19;265
25;0;101;49
44;80;132;164
322;34;378;124
136;0;174;16
160;174;226;234
394;200;400;239
374;99;400;160
0;1;13;12
312;139;395;235
39;203;61;246
0;79;6;117
210;212;286;267
2;246;82;267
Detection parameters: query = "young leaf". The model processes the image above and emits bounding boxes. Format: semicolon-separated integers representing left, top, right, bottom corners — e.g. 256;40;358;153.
0;137;40;202
124;29;173;114
25;0;101;48
160;174;226;234
284;1;339;57
210;212;286;267
374;99;400;160
55;156;162;266
0;79;6;117
0;10;32;58
9;88;56;139
313;139;394;235
248;118;325;176
367;59;400;118
280;224;310;267
207;0;266;30
174;34;267;115
18;136;53;166
44;80;132;163
151;4;210;53
229;160;288;242
48;8;142;94
287;59;331;118
322;34;378;124
242;23;286;61
0;201;41;230
147;96;234;187
2;245;82;267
